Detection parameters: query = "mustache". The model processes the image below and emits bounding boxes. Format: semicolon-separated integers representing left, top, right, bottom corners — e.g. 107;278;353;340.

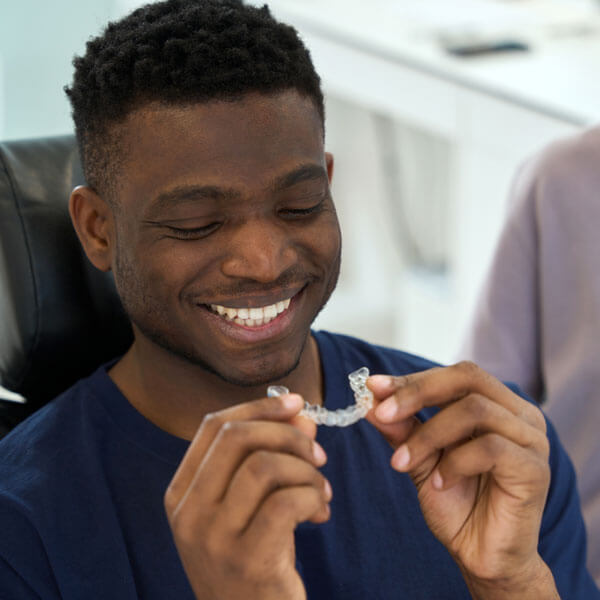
188;267;316;300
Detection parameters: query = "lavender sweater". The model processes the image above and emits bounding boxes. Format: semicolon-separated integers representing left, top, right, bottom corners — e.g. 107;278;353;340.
460;126;600;583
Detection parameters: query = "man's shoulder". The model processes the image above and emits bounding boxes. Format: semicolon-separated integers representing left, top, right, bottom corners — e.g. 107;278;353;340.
0;369;105;494
314;330;440;375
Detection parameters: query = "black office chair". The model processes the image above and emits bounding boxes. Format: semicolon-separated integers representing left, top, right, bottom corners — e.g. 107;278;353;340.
0;135;133;437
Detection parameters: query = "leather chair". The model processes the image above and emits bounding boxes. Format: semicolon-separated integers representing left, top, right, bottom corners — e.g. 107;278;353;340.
0;135;133;437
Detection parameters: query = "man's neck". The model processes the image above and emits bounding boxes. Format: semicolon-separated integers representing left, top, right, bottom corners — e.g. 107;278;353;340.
108;335;323;441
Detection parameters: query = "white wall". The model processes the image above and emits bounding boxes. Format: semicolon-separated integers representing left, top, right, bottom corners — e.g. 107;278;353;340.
0;0;122;140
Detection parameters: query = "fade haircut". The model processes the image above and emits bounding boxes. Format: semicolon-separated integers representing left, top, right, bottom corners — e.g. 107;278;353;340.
65;0;324;200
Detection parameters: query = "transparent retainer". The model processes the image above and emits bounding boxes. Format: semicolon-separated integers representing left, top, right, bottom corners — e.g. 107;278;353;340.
267;367;373;427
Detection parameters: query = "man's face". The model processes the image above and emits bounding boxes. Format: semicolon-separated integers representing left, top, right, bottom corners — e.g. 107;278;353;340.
109;91;341;387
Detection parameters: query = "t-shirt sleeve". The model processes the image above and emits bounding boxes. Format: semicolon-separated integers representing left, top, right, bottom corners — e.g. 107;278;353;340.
539;417;600;598
0;554;44;599
0;495;62;599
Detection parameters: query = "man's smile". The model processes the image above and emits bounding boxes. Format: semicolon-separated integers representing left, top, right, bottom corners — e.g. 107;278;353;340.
196;287;307;344
206;297;292;327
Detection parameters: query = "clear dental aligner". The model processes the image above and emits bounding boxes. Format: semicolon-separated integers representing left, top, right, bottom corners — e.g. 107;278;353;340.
266;367;373;427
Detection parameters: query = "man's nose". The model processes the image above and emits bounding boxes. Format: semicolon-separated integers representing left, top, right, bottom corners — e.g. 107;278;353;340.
220;219;297;282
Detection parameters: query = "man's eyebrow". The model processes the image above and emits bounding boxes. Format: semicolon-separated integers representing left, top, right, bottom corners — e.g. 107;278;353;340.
148;185;241;214
271;163;329;190
147;164;327;215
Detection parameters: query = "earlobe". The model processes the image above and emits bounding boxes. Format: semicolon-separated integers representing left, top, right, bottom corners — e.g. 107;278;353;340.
69;185;114;272
325;152;334;184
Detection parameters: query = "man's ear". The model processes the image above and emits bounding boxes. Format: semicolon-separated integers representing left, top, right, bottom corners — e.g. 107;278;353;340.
69;185;114;272
325;152;334;184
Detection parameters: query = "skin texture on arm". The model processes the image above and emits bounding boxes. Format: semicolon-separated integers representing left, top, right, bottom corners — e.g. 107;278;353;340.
366;362;560;599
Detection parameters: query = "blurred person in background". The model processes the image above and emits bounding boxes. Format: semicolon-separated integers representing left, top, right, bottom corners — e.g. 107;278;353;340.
460;125;600;584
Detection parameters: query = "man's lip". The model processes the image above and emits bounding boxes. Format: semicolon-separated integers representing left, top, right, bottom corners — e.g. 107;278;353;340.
199;286;306;343
197;285;306;309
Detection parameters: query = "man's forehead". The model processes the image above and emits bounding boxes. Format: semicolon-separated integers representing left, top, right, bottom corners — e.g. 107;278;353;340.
121;90;323;140
109;90;327;205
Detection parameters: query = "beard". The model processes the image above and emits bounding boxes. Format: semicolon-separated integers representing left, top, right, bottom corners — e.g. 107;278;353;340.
112;235;341;388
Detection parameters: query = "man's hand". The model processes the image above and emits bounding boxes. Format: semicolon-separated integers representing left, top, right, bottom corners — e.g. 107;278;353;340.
164;393;331;600
366;361;560;599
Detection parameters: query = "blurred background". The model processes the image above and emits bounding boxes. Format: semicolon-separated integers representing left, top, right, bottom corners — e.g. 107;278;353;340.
2;0;600;364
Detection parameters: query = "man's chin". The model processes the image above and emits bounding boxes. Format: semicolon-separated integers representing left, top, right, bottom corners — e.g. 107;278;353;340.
131;315;309;388
211;358;301;389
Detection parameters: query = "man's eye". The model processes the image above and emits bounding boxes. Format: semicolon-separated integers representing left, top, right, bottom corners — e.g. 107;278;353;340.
279;201;324;218
166;223;221;240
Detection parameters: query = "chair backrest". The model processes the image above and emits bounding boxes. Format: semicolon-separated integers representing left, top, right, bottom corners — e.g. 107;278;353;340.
0;135;133;435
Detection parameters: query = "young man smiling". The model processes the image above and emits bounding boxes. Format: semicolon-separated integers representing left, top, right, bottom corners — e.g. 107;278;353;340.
0;1;596;598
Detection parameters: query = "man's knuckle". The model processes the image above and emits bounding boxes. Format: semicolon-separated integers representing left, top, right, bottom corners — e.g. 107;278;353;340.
392;374;410;389
481;432;505;455
529;406;547;432
309;486;323;509
534;457;550;479
302;434;316;458
521;454;550;487
267;489;293;516
280;423;309;452
170;509;201;547
163;485;179;515
454;360;480;376
416;425;436;449
230;557;255;581
220;420;246;442
202;411;225;434
409;378;423;395
534;431;551;458
202;526;232;563
538;461;551;485
245;450;276;481
463;393;489;421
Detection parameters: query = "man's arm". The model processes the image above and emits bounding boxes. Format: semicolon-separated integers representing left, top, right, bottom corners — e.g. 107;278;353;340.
366;362;560;599
163;393;331;600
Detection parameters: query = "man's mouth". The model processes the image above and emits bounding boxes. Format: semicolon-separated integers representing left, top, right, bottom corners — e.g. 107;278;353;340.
205;297;292;327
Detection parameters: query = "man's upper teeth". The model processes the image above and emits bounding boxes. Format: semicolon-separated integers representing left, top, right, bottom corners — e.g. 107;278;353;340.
209;298;291;321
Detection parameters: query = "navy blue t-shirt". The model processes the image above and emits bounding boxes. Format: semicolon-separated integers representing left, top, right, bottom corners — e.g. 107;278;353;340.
0;331;597;598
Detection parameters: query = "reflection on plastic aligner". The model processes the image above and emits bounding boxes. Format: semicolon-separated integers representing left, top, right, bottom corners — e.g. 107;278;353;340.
266;367;373;427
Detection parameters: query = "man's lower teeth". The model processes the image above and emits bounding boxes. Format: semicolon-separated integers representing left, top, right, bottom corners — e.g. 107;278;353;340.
232;316;273;327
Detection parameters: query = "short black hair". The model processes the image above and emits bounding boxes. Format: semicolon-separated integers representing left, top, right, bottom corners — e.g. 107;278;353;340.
65;0;324;198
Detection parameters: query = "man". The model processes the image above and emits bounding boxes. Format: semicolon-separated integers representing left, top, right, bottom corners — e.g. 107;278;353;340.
0;1;595;598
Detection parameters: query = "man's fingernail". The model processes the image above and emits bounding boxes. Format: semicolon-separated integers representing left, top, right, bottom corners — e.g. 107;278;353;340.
432;470;443;490
313;442;327;464
281;393;303;410
375;400;397;421
392;444;410;470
